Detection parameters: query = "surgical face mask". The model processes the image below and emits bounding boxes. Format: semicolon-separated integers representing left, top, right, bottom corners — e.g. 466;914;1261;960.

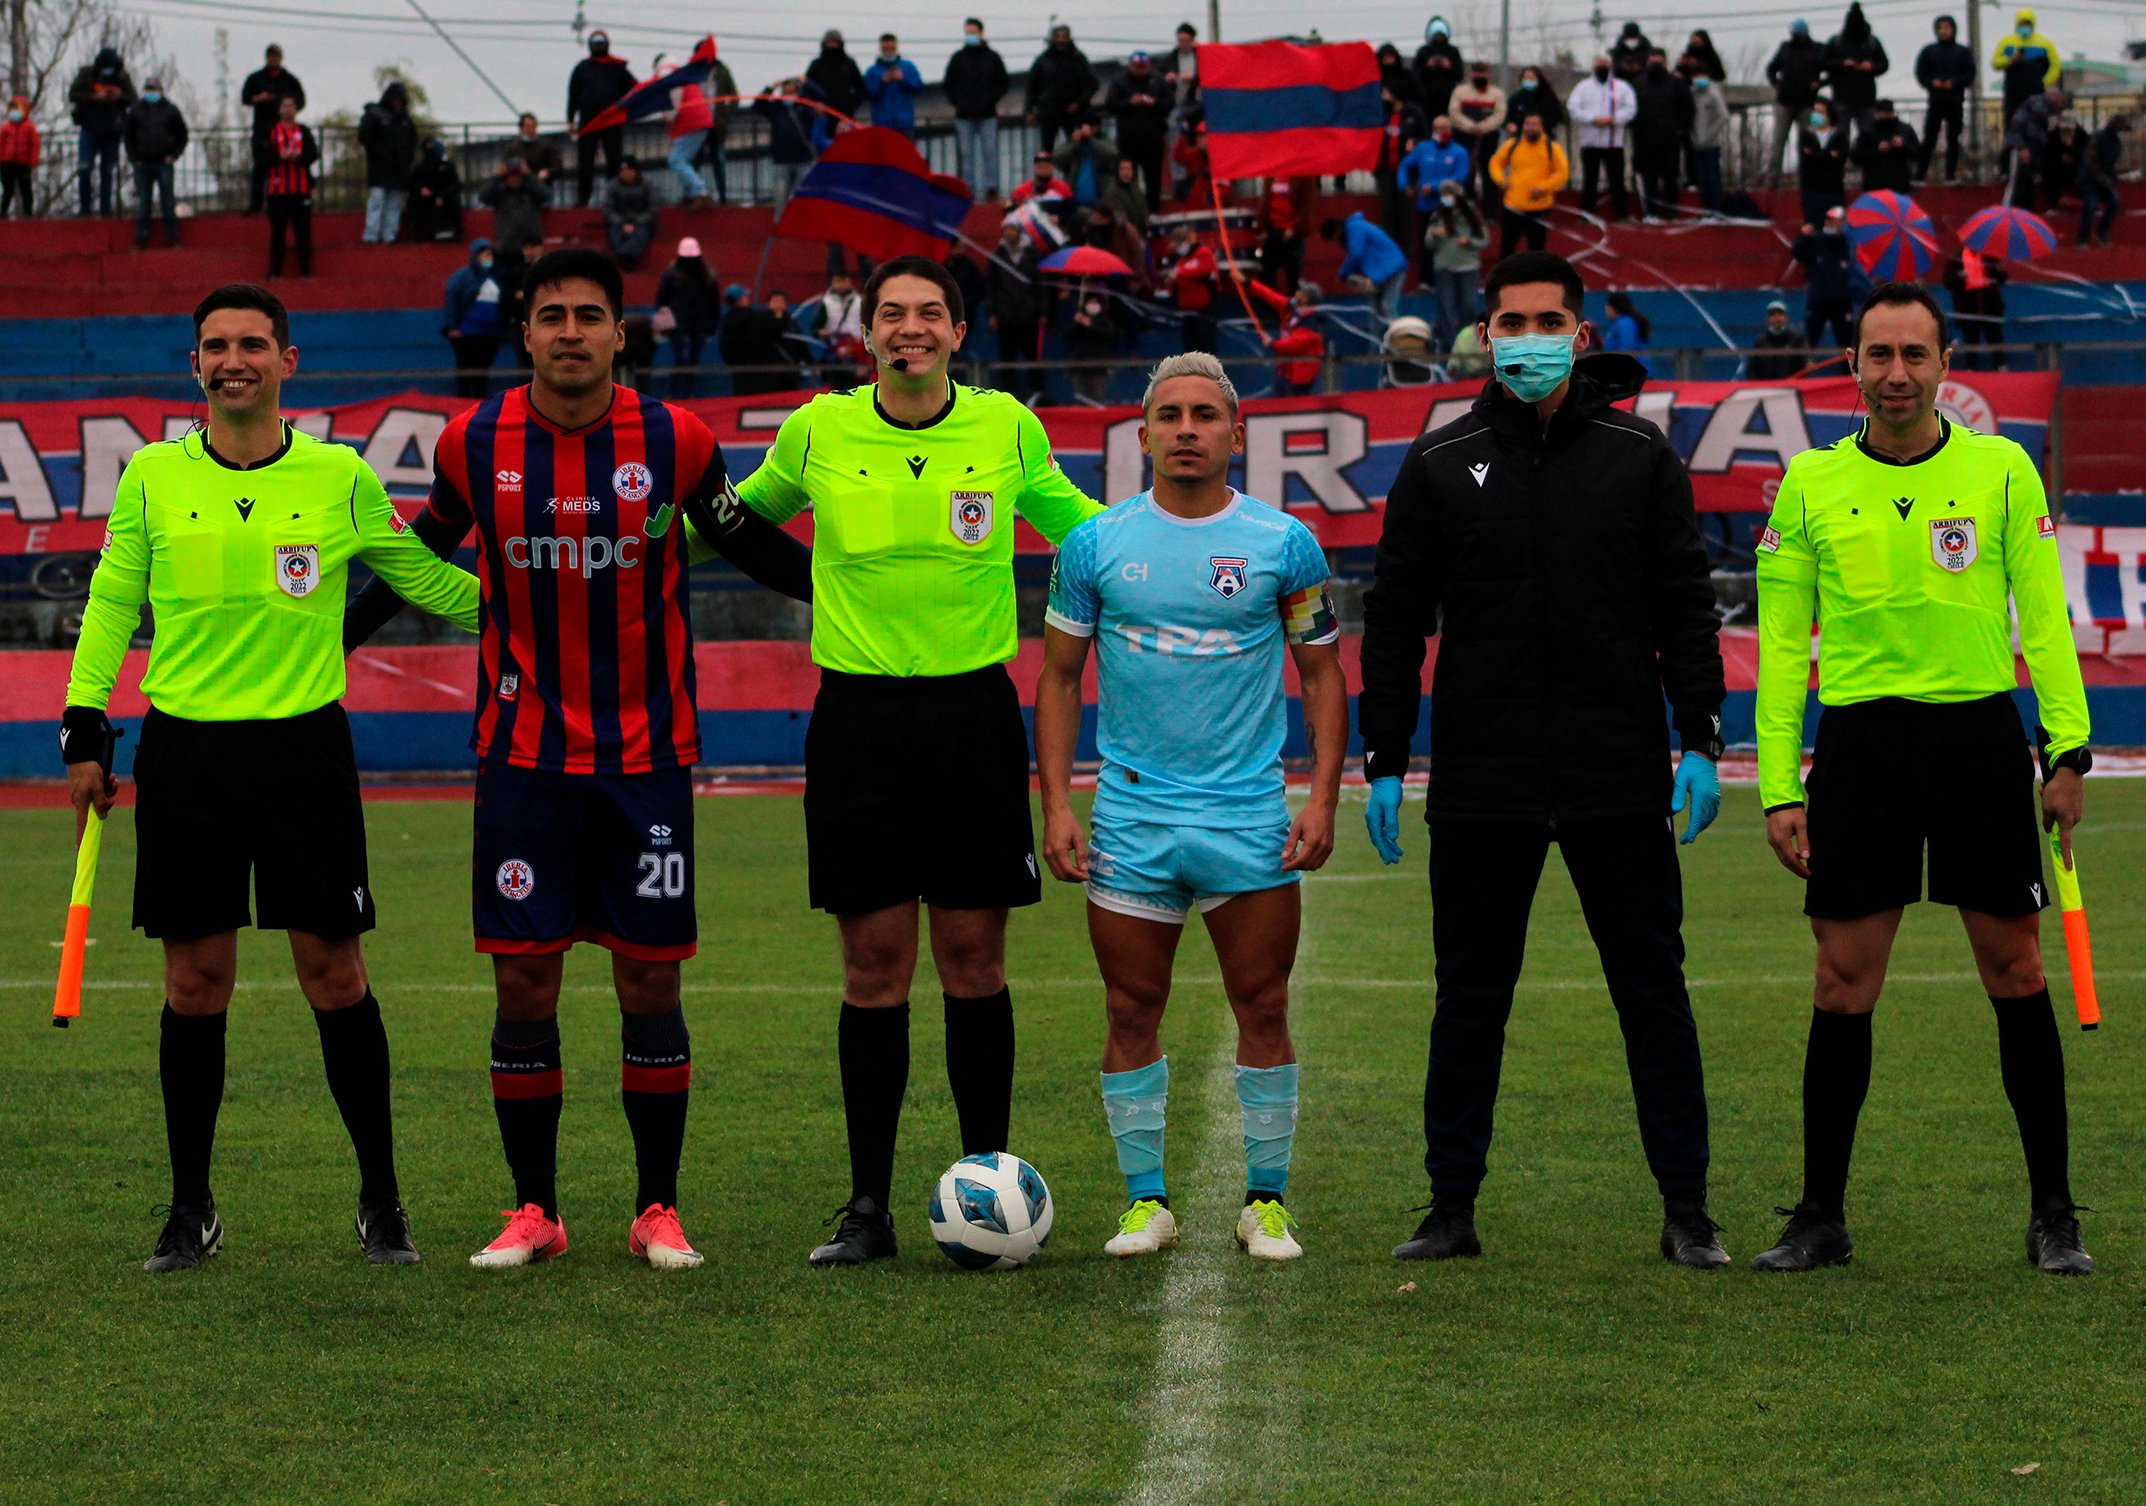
1490;332;1576;403
478;254;494;269
1594;65;1611;82
142;90;162;103
1519;77;1537;91
1084;300;1103;316
2018;23;2033;38
5;109;19;123
1693;76;1711;91
1810;112;1828;128
965;32;981;46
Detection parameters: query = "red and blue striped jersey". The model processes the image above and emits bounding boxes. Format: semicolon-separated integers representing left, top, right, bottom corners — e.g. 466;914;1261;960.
429;384;724;775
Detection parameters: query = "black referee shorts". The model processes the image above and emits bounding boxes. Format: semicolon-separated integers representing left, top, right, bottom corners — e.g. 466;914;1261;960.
804;664;1042;916
132;703;377;942
1803;694;2047;921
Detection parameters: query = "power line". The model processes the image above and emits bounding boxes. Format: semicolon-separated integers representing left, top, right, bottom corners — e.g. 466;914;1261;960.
403;0;521;114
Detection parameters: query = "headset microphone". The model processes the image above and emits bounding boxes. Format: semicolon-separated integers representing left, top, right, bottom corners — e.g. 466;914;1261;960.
890;356;910;371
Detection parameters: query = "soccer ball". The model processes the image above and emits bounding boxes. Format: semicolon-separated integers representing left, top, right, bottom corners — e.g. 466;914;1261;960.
927;1152;1055;1271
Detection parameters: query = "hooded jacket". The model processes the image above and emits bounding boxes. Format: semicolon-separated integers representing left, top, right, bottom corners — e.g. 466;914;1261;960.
358;82;418;189
1992;10;2060;108
478;167;549;249
0;97;39;167
944;39;1009;119
240;63;305;137
1631;63;1693;152
442;241;504;338
69;49;135;137
1025;40;1097;119
1823;4;1890;112
1853;113;1921;192
567;49;637;126
807;45;867;120
1765;34;1829;108
1915;18;1976;95
861;53;924;132
1359;354;1725;821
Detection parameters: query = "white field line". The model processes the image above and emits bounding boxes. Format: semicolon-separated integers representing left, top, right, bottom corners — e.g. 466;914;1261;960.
1117;1031;1242;1506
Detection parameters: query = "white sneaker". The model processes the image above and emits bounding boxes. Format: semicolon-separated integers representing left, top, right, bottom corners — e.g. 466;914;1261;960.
1237;1200;1303;1260
1103;1199;1179;1257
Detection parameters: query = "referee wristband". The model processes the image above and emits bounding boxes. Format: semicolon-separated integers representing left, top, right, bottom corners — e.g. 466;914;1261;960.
59;706;118;769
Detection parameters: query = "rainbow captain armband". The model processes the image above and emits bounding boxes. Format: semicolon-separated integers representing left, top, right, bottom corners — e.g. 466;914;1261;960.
1282;583;1339;645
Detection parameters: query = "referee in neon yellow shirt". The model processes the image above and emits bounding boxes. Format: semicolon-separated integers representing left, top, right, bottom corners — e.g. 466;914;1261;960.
61;284;481;1273
1751;282;2093;1276
737;254;1102;1265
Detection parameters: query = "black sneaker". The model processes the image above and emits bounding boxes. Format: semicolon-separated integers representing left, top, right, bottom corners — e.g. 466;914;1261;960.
356;1201;422;1265
1750;1203;1854;1272
1393;1204;1482;1261
808;1196;898;1266
144;1201;223;1273
2026;1205;2094;1276
1661;1200;1731;1269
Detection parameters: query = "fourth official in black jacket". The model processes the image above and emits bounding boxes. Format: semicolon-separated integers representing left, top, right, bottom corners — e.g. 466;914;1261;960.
1360;252;1729;1269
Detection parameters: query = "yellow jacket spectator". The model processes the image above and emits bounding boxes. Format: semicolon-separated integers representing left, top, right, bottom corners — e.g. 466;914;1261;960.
1490;128;1569;213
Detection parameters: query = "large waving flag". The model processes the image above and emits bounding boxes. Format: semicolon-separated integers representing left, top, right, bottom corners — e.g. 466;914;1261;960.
1198;40;1383;182
574;35;710;137
774;126;974;263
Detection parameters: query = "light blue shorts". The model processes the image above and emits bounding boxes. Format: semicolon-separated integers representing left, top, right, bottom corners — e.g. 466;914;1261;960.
1085;808;1297;924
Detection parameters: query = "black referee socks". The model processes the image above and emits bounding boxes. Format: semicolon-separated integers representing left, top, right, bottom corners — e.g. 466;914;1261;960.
1800;1007;1873;1223
159;1003;227;1207
490;1013;564;1219
620;1007;692;1213
1990;989;2074;1211
944;989;1015;1156
313;991;400;1208
838;1001;910;1209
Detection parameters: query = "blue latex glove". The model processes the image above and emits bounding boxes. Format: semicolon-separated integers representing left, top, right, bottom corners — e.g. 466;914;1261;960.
1670;752;1720;845
1366;776;1404;864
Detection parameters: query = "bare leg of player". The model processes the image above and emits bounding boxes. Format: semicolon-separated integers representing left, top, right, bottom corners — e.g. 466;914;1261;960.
1094;903;1184;1255
1205;885;1304;1259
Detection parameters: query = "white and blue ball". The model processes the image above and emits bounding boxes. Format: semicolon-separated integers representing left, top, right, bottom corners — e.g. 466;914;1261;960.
927;1152;1054;1271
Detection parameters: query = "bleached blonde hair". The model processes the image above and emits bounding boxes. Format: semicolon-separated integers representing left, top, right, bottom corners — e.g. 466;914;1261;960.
1141;351;1240;418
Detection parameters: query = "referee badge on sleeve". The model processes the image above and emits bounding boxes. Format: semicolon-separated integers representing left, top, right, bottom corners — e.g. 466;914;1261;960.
950;490;994;545
1930;517;1977;573
274;543;320;597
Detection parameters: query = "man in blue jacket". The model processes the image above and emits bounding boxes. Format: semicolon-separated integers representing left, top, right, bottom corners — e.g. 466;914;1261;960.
863;35;924;139
1322;212;1409;327
440;238;504;399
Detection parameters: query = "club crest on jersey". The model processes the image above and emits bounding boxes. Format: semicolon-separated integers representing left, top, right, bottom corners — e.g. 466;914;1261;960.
1209;556;1250;598
1931;517;1977;572
950;490;993;544
274;544;319;597
496;672;519;702
612;461;654;503
496;859;535;901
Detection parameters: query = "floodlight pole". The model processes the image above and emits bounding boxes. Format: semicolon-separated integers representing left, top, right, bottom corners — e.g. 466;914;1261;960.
1499;0;1512;93
1209;0;1222;43
1966;0;1985;177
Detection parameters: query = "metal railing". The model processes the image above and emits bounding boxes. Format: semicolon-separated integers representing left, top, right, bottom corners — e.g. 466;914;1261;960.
23;91;2143;222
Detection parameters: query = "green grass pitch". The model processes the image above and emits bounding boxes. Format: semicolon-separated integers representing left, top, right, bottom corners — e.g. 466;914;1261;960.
4;783;2145;1504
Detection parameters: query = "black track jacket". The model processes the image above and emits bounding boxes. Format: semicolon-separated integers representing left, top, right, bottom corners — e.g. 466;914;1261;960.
1358;355;1724;825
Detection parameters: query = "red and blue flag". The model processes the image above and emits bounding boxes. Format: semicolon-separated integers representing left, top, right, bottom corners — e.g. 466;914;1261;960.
1197;41;1384;182
773;126;974;263
575;35;711;137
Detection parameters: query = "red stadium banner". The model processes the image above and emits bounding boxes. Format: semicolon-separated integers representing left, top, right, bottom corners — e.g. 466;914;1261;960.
0;372;2058;557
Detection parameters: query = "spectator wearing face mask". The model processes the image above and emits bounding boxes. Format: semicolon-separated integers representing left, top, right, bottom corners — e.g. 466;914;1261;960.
1748;300;1805;380
509;113;562;184
1631;50;1692;222
945;18;1009;202
1568;56;1637;221
1448;62;1506;209
408;136;463;242
1915;16;1974;183
1500;67;1564;140
1793;206;1858;352
69;46;134;217
1374;83;1431;248
863;34;924;139
478;157;549;257
1065;287;1121;403
0;95;37;217
806;30;868;123
123;76;187;250
605;157;656;269
751;76;825;215
1421;183;1488;347
1765;20;1829;189
1322;210;1409;327
1992;9;2060;131
357;79;417;244
1677;31;1726;82
1822;3;1888;137
1689;74;1728;211
655;236;719;398
567;30;636;206
1798;98;1850;227
1489;112;1568;257
1026;25;1098;155
2005;85;2067;213
441;239;505;399
1610;23;1654;83
1247;278;1327;396
1852;99;1919;195
1109;52;1174;216
1411;17;1465;119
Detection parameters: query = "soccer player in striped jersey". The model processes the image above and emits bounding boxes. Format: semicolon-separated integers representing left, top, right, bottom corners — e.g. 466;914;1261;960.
346;248;811;1270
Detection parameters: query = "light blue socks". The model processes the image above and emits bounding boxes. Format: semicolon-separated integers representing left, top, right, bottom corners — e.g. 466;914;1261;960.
1235;1062;1299;1199
1100;1056;1169;1202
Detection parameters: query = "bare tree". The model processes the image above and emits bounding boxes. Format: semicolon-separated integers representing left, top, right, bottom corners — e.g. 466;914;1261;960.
21;0;183;215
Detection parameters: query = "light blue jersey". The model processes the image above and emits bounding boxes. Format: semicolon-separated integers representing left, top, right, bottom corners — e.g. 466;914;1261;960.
1045;490;1338;826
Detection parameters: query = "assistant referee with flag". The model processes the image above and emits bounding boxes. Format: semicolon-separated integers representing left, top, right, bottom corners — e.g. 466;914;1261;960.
737;255;1102;1265
62;284;481;1273
1752;281;2094;1275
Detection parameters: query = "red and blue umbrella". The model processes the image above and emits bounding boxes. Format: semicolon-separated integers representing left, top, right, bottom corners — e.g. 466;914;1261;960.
1038;245;1138;278
1845;190;1938;280
1958;204;2060;262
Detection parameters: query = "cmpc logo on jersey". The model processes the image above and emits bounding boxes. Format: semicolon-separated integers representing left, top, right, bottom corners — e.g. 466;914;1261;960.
274;543;319;597
612;461;654;503
950;490;993;544
1208;556;1250;598
1931;517;1978;572
496;859;536;901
